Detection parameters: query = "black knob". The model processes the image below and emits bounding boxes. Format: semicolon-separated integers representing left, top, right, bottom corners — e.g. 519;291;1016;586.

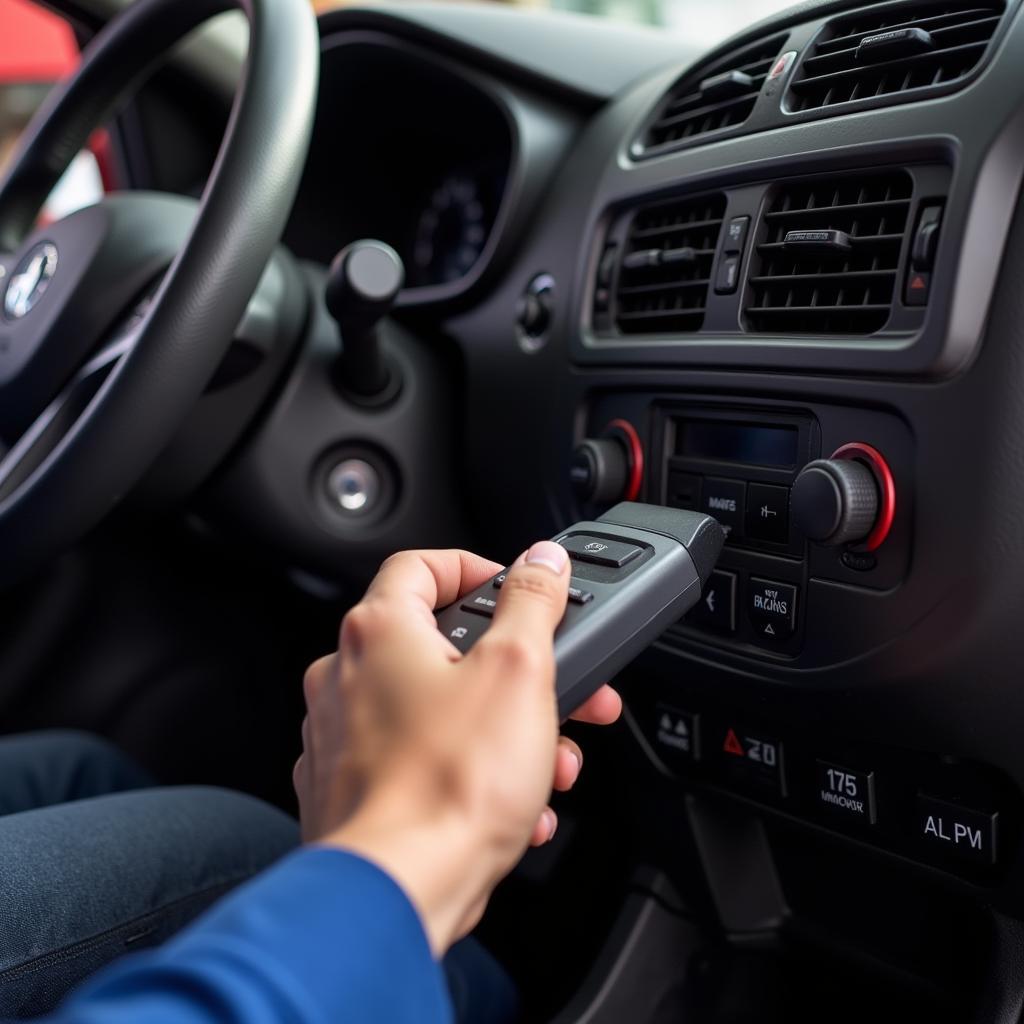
325;240;404;400
792;458;879;546
571;437;629;505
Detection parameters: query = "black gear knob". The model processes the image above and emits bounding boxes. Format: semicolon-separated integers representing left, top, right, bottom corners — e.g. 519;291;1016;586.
325;240;404;400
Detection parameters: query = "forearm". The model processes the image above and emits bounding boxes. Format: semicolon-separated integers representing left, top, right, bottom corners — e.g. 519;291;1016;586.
48;849;453;1024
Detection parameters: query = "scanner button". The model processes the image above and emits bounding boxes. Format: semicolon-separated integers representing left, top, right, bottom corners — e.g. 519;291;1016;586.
461;596;497;617
561;535;642;568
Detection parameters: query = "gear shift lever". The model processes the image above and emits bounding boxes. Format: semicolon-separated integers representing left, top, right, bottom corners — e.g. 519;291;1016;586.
325;239;404;403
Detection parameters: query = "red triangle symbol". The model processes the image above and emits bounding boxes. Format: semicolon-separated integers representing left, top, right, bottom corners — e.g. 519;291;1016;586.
910;274;927;290
723;728;745;757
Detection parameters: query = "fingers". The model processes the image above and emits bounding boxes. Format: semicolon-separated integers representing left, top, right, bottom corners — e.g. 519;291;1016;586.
366;549;503;622
529;808;558;847
475;541;569;681
553;736;582;792
568;684;623;726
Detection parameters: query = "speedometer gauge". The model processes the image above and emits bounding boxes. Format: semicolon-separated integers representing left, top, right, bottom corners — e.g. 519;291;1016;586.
411;174;490;287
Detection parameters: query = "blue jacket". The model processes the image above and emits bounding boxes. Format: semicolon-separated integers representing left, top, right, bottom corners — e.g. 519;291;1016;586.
50;849;453;1023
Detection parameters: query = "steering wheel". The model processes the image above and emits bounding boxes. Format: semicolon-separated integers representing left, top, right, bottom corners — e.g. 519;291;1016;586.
0;0;318;587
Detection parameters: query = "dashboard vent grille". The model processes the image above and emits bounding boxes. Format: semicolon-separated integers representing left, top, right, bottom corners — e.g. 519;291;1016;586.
637;34;787;157
788;2;1005;112
745;170;912;334
615;192;726;334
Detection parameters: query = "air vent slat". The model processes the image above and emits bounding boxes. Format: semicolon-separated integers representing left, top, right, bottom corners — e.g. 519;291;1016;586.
635;34;787;157
816;7;993;53
792;40;987;98
745;169;913;336
612;192;726;336
788;2;1004;113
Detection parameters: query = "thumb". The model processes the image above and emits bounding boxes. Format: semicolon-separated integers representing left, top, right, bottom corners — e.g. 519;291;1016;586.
475;541;570;670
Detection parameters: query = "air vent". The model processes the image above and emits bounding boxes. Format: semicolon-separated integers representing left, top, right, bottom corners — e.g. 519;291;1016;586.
614;193;726;334
745;170;913;334
636;35;787;158
788;2;1005;112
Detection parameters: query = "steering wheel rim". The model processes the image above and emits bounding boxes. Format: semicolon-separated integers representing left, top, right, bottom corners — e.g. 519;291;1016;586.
0;0;319;587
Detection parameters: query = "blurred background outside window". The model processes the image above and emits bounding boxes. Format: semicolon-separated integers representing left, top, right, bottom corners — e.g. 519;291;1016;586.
0;0;794;216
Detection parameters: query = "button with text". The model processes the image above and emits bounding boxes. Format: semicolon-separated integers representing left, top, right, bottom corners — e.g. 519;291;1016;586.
747;577;797;641
688;569;736;632
719;724;785;795
918;795;998;867
701;478;745;540
461;595;497;617
653;704;700;765
560;534;642;568
746;483;790;544
816;761;876;824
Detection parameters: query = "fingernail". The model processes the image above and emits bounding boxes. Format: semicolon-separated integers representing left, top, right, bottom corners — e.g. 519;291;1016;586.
570;749;583;778
543;808;558;842
525;541;569;576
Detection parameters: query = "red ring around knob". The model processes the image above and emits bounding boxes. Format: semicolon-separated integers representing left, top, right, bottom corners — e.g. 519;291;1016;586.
831;442;895;552
606;418;644;502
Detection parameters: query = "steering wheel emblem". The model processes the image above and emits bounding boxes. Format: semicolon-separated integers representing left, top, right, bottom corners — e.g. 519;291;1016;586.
3;243;58;321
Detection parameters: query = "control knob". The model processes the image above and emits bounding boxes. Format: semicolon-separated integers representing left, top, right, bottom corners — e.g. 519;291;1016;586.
792;450;887;548
571;420;644;506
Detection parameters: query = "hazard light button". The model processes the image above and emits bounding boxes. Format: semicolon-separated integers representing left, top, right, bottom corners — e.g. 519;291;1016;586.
905;269;931;306
719;723;786;795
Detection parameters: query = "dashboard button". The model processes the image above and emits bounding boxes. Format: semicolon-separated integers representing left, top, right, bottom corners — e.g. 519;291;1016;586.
918;795;997;866
652;704;700;765
905;270;931;306
666;471;700;510
719;723;785;795
688;569;736;632
746;483;790;544
714;253;740;294
701;477;745;540
724;216;750;254
815;761;877;824
747;578;797;640
560;534;642;568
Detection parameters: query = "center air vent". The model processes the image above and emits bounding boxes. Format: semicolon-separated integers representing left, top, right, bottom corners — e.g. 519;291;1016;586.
635;35;787;159
614;193;726;335
745;170;913;335
788;2;1005;113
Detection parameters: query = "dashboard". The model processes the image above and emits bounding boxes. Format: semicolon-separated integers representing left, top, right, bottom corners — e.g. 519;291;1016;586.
283;34;514;298
174;0;1024;1018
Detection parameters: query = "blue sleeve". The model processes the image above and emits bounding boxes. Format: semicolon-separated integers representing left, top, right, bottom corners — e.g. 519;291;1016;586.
49;848;453;1024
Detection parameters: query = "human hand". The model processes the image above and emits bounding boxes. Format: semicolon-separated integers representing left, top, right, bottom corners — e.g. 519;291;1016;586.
293;543;621;954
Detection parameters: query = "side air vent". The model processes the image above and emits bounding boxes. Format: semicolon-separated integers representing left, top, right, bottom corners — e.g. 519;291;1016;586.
635;35;787;158
788;2;1005;112
745;170;913;334
614;193;726;334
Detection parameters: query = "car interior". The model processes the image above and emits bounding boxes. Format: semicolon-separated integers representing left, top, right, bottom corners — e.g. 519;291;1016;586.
2;0;1024;1019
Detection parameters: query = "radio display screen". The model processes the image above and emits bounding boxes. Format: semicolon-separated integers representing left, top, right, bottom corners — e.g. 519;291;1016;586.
676;420;798;469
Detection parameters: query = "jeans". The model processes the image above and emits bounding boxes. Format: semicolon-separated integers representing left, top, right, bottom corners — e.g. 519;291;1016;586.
0;731;518;1023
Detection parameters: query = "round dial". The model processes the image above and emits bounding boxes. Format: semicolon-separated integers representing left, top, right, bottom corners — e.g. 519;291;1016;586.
411;174;489;287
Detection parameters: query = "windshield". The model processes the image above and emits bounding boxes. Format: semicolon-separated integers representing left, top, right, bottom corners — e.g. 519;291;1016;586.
314;0;798;49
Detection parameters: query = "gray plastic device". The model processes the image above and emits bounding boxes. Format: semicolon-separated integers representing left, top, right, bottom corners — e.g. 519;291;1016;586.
434;502;725;719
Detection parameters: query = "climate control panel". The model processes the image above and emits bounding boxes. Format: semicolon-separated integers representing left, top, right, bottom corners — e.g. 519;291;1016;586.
574;392;913;663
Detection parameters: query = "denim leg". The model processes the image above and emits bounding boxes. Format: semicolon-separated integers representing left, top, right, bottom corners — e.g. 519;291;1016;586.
0;786;299;1019
0;731;154;815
